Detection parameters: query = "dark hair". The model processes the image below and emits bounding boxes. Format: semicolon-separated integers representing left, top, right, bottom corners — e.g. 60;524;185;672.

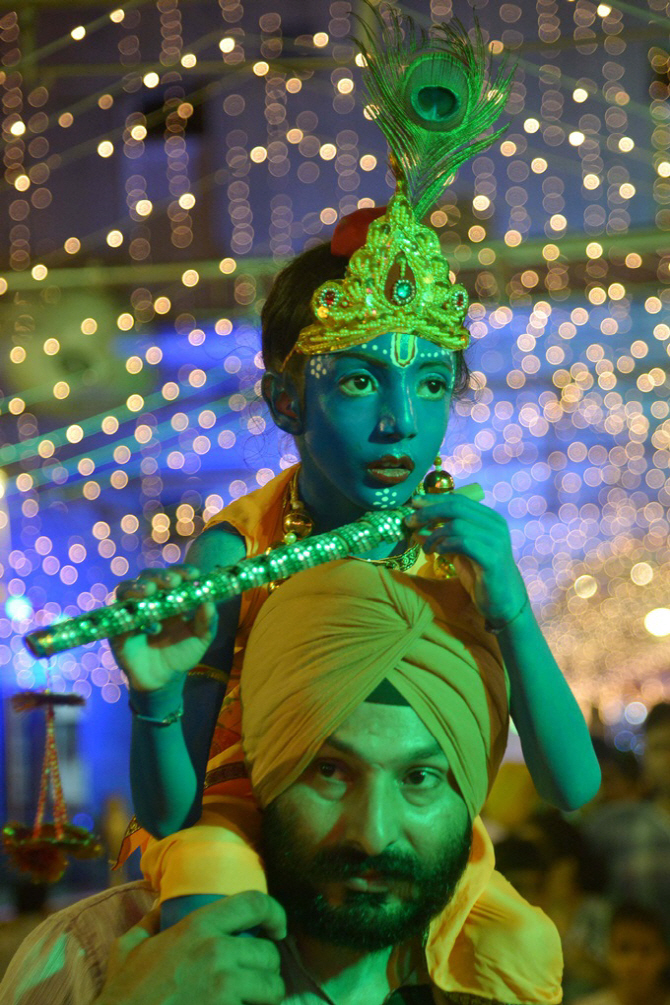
645;702;670;735
261;243;347;377
610;901;668;943
260;241;471;397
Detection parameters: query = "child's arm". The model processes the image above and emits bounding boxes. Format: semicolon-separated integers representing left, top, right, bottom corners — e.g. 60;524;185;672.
114;525;246;838
492;603;600;809
408;493;601;811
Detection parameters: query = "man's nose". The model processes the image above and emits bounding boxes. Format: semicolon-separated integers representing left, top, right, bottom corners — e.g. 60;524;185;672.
340;780;402;857
377;388;418;440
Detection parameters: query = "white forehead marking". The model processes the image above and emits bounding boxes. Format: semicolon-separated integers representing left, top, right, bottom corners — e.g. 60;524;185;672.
328;338;452;371
308;357;328;379
359;334;451;369
391;332;417;368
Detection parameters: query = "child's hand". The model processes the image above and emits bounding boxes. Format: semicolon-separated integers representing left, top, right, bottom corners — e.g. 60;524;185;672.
406;493;528;627
109;564;218;692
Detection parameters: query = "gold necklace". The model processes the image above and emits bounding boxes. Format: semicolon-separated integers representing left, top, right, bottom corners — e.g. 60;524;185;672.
361;543;421;572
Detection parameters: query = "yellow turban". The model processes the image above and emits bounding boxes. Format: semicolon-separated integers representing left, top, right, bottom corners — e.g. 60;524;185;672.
240;559;563;1004
144;559;562;1003
241;559;509;820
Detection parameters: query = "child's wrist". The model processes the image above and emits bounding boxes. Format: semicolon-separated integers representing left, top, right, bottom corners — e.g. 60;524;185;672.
160;894;226;930
128;677;185;719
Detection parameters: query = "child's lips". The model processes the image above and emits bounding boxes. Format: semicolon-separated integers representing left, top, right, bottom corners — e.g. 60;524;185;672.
365;455;414;485
366;467;412;485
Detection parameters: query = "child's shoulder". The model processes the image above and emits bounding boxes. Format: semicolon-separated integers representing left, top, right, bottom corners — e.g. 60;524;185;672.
201;466;297;551
187;521;247;571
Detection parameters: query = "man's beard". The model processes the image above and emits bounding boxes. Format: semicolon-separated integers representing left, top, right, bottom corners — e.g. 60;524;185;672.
260;801;472;952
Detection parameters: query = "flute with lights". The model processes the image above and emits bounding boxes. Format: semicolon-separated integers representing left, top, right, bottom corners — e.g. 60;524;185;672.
23;484;483;659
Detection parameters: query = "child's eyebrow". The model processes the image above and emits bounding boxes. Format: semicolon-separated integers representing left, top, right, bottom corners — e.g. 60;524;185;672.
335;350;391;369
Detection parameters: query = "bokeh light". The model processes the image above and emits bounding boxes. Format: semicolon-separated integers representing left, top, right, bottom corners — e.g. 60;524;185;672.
0;2;666;767
645;609;670;638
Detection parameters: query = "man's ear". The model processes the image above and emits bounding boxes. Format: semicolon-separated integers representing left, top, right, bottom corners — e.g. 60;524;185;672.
262;370;304;435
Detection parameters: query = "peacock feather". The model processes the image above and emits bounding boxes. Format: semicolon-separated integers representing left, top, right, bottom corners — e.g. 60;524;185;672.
352;3;516;220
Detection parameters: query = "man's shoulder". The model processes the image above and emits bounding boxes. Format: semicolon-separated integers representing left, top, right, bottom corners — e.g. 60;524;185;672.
41;880;156;938
0;881;156;1005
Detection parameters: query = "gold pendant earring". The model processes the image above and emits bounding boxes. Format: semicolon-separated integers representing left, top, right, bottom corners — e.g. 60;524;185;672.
267;472;314;592
421;456;457;581
282;471;314;544
422;454;454;494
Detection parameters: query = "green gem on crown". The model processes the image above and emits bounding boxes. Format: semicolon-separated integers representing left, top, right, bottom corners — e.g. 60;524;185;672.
391;278;415;304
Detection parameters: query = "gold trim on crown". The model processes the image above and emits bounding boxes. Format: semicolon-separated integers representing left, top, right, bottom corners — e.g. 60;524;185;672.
283;181;470;368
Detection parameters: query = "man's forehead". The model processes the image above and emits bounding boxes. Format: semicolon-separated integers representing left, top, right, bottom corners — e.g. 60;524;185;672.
323;702;448;764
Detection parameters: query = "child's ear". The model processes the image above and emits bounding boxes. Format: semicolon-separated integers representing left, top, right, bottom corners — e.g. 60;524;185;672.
262;371;304;435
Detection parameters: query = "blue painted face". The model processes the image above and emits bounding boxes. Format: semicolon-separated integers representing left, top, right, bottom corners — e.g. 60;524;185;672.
296;332;455;520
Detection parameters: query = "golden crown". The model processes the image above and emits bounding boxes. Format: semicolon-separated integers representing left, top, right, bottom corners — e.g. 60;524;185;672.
290;180;469;362
280;4;514;370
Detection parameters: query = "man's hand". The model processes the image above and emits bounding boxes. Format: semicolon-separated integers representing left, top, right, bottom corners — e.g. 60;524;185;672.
97;891;287;1005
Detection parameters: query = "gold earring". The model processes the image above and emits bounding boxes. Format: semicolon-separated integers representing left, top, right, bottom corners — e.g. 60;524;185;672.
421;456;458;581
282;471;313;544
423;454;454;494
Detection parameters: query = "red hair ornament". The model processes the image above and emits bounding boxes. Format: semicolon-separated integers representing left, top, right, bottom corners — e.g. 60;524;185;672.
330;205;387;258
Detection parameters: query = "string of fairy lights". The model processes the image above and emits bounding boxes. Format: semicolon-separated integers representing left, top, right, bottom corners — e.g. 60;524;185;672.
0;1;669;748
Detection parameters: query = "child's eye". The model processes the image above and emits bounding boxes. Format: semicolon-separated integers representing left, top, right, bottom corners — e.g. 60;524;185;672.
419;377;449;400
339;373;376;396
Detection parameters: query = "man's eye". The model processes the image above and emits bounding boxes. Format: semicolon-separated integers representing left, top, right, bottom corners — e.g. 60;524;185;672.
316;760;346;781
419;378;449;399
403;769;442;789
339;374;376;396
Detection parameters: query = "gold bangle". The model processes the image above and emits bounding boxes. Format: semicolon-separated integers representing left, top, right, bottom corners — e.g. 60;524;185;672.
128;700;184;726
188;664;228;684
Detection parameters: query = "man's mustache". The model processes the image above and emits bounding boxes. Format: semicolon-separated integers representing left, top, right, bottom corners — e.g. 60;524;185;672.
308;846;421;883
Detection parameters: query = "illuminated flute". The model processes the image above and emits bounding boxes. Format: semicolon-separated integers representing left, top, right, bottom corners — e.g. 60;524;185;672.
24;505;412;658
23;484;483;659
